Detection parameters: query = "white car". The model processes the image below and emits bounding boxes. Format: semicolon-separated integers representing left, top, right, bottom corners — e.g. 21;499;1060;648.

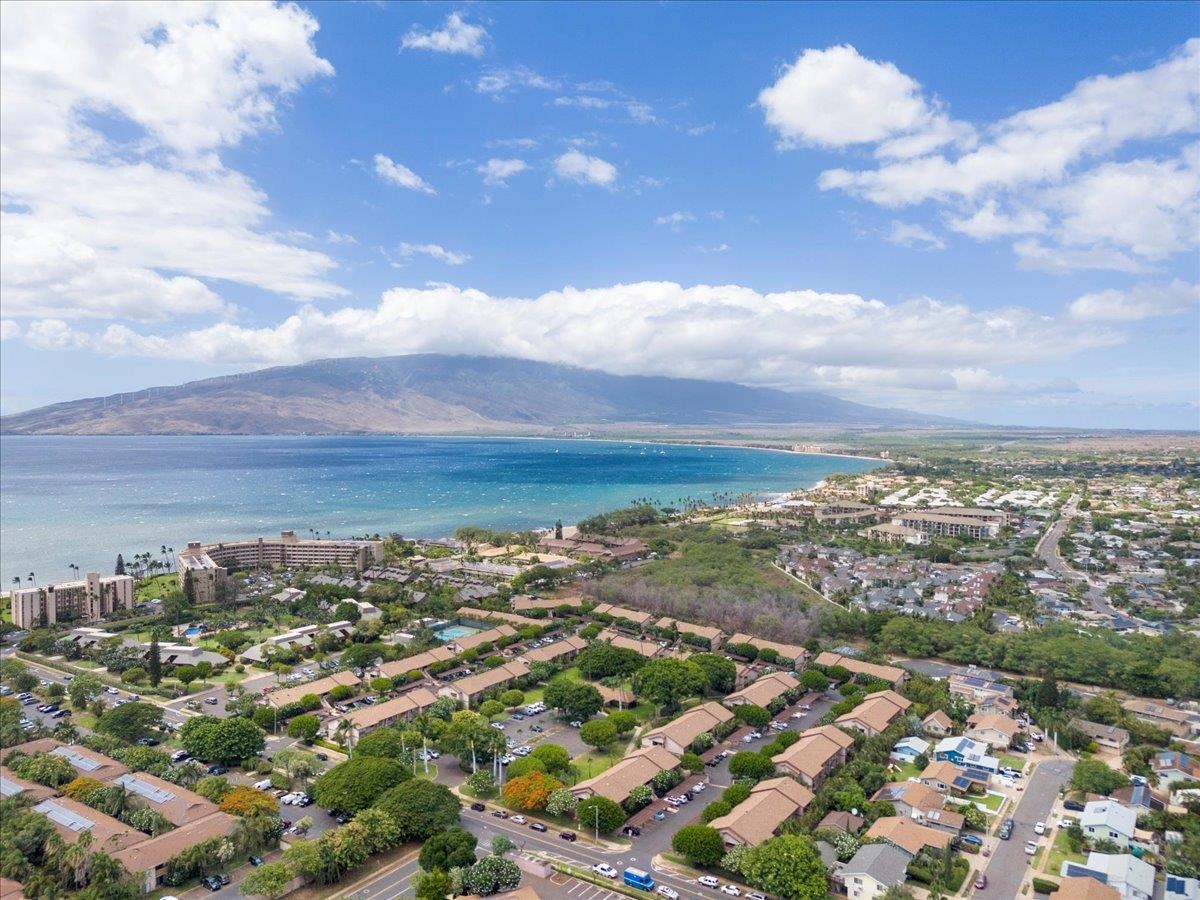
491;722;505;730
720;887;740;897
692;782;706;792
105;687;120;695
698;876;720;889
593;864;618;879
1034;821;1046;835
656;887;679;900
511;815;527;825
1025;841;1038;855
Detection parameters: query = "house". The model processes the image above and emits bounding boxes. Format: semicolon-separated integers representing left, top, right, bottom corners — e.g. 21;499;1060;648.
521;635;588;665
266;670;362;708
457;606;543;629
598;630;666;659
890;736;930;763
919;760;987;795
934;736;998;773
1153;751;1199;787
1081;800;1137;849
818;810;865;834
591;603;653;627
1061;852;1155;900
873;781;947;819
728;634;809;668
841;844;911;899
708;777;814;846
511;594;584;614
8;739;129;782
772;725;855;788
32;796;142;851
641;702;734;755
948;672;1014;709
835;690;912;737
1074;720;1131;752
113;812;239;893
813;652;908;688
922;710;953;737
964;713;1020;749
112;772;220;827
1056;877;1121;900
438;660;530;707
341;687;439;741
1164;874;1200;900
377;645;457;679
724;671;800;709
864;816;953;857
570;746;679;804
1110;784;1162;813
1121;700;1200;739
452;624;518;652
595;684;635;708
655;617;724;649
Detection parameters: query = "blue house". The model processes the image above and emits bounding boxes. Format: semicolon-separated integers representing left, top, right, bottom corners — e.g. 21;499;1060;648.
891;736;931;763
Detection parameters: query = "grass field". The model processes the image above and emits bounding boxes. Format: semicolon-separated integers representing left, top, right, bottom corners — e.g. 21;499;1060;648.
572;751;621;782
135;574;177;602
977;791;1006;812
887;760;922;782
1045;828;1086;874
1000;754;1027;772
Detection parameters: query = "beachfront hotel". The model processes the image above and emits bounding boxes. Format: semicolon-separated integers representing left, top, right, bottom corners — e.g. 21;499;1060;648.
178;531;384;604
9;573;134;629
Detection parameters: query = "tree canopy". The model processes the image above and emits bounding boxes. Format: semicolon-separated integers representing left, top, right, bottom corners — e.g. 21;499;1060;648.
312;757;411;814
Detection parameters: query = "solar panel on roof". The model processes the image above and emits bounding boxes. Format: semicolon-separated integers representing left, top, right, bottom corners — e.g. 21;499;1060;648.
116;774;176;805
51;746;101;772
0;776;22;797
34;800;95;831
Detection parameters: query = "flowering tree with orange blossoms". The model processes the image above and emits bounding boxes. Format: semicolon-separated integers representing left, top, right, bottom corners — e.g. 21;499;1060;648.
501;771;563;811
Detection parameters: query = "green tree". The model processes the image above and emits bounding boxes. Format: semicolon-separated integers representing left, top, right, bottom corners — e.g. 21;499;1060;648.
175;665;198;688
95;701;163;743
728;751;775;781
1037;669;1061;709
179;716;265;765
579;719;618;751
733;705;771;728
690;653;737;694
543;678;603;722
147;635;163;687
1071;759;1131;796
741;835;828;899
420;828;478;872
68;673;103;710
479;699;506;719
576;795;626;836
375;779;461;840
194;776;233;803
491;835;517;856
529;743;573;777
499;690;525;708
312;757;410;814
415;869;454;900
439;710;504;767
545;788;578;816
607;710;638;736
461;856;521;896
799;669;829;691
631;658;706;710
673;825;726;867
241;862;291;899
466;770;498;797
182;568;195;605
287;715;320;743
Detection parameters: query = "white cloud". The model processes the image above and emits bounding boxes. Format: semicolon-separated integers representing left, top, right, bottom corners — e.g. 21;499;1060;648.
373;154;436;194
396;243;470;266
782;40;1200;272
1068;280;1199;322
693;244;730;254
0;320;21;342
655;211;696;228
687;123;716;137
757;45;972;154
885;221;946;251
477;158;529;186
554;150;617;187
401;12;487;57
0;1;341;319
475;66;557;96
325;230;358;245
32;282;1121;410
487;137;539;150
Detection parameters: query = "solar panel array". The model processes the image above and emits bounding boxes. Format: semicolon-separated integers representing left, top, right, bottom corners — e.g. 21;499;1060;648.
116;774;176;805
51;746;101;772
34;800;95;832
0;776;22;798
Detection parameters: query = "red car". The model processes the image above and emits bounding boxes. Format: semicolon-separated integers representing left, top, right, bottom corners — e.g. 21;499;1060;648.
974;874;987;890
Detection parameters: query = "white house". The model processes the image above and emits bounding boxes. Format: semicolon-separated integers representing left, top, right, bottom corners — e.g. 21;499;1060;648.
1081;800;1137;850
1061;853;1155;900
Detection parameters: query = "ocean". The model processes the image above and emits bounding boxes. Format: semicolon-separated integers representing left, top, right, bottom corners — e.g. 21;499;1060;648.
0;435;883;583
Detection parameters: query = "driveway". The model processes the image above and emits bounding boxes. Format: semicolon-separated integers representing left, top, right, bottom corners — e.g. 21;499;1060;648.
976;758;1073;898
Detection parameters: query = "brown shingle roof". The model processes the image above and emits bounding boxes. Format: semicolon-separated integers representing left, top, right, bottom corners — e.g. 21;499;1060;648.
708;776;813;845
343;687;439;731
266;670;361;708
865;816;953;856
112;812;238;876
641;702;734;750
378;646;457;678
725;671;800;707
572;746;679;803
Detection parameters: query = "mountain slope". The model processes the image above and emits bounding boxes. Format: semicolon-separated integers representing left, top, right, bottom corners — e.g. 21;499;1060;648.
0;354;958;434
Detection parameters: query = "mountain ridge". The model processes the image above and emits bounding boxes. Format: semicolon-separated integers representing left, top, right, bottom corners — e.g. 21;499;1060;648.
0;354;962;434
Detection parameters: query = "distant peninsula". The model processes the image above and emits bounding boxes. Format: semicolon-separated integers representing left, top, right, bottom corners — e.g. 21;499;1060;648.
0;354;960;435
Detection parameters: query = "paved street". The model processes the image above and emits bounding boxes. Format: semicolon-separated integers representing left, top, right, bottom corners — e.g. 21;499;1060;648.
977;758;1073;899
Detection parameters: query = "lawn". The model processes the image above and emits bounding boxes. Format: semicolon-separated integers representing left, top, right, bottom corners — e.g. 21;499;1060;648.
135;574;177;603
1046;828;1086;874
887;760;921;782
976;791;1007;812
1000;754;1027;772
572;751;621;782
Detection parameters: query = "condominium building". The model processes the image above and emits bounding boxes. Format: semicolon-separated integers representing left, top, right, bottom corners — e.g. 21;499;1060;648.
893;507;1007;540
178;531;384;603
9;573;134;629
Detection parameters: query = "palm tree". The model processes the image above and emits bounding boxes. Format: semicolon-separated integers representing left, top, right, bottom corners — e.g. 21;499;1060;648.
27;572;35;587
69;563;79;581
11;576;20;591
61;829;93;887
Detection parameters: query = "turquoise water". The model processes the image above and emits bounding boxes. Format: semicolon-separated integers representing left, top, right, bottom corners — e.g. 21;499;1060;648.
0;435;883;583
435;624;484;642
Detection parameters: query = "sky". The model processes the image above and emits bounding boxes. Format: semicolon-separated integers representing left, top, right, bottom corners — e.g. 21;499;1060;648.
1;1;1198;429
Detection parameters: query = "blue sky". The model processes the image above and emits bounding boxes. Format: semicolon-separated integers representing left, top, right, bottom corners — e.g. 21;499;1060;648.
1;1;1197;428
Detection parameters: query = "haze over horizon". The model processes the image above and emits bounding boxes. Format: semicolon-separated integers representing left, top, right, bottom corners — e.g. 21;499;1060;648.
1;2;1197;429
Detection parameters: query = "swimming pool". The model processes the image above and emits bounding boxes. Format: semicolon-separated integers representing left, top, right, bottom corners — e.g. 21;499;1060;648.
184;626;203;638
434;624;483;642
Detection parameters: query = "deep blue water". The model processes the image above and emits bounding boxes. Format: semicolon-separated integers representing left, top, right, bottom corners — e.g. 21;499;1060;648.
0;435;882;583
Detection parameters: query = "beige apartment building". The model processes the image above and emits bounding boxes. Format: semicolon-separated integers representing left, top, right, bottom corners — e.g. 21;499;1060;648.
178;531;384;603
893;507;1008;540
9;573;134;629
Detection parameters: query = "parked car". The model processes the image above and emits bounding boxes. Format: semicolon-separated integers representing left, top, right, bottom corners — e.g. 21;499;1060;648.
530;822;547;832
559;831;577;842
697;876;720;889
218;874;231;886
470;802;486;812
959;834;983;847
1064;800;1086;812
1024;841;1038;855
530;724;544;733
204;697;219;705
105;687;120;695
656;887;679;900
720;886;740;896
136;737;159;746
593;865;618;879
569;720;583;728
207;765;227;776
1034;821;1046;835
511;815;527;825
653;810;667;821
974;874;987;889
249;856;264;867
202;876;222;892
998;819;1014;840
51;709;70;719
491;810;508;819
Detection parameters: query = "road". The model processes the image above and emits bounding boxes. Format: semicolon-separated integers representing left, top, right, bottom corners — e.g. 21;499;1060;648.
977;758;1072;899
